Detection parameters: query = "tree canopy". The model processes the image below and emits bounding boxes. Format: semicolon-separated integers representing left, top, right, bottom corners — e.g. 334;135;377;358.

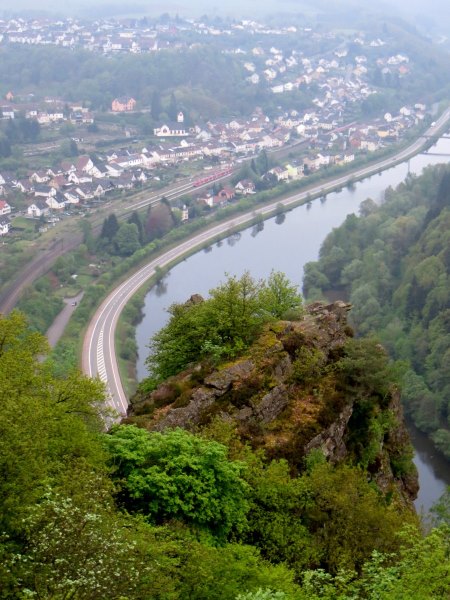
146;271;303;382
1;306;449;599
104;425;249;540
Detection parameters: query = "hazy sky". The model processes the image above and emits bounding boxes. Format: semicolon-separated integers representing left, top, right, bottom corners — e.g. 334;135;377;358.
1;0;450;32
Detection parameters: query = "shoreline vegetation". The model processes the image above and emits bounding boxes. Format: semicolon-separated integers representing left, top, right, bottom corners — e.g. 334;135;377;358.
40;112;448;386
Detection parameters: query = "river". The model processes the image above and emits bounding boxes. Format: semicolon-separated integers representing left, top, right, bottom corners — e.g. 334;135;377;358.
135;137;450;512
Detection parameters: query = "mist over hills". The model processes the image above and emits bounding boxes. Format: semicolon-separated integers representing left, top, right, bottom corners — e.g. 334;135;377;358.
1;0;449;31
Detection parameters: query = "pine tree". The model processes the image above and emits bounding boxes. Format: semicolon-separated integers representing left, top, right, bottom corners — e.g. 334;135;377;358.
100;214;119;240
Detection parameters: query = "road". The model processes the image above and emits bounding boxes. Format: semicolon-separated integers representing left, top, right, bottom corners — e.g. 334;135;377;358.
82;109;450;416
46;291;84;348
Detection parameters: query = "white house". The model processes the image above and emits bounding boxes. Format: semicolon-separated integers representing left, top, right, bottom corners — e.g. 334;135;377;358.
0;216;10;236
235;179;256;195
64;190;81;205
27;200;50;218
46;193;66;210
34;184;57;198
0;200;12;215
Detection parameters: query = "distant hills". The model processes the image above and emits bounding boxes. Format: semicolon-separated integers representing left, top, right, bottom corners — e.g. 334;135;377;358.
2;0;450;30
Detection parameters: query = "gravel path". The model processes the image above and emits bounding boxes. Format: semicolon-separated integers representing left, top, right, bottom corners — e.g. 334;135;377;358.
46;291;84;348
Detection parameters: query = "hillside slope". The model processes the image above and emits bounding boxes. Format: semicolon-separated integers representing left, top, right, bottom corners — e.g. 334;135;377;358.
303;163;450;460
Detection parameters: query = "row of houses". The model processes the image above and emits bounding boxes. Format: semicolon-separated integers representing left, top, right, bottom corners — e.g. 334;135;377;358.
0;98;425;228
0;96;94;126
0;15;328;56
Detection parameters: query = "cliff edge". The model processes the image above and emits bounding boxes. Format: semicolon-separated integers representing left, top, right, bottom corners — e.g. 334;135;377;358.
127;300;418;505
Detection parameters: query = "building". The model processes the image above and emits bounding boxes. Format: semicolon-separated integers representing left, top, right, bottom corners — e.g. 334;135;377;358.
153;111;189;137
0;216;10;236
27;200;50;218
153;122;189;137
0;199;12;215
111;97;137;112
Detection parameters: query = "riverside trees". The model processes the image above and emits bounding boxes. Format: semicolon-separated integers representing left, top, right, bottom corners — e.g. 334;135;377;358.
303;164;450;460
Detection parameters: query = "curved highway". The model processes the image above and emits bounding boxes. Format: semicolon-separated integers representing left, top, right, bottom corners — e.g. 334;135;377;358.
82;110;450;416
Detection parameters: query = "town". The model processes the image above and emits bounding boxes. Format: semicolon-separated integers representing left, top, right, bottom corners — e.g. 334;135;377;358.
0;13;435;238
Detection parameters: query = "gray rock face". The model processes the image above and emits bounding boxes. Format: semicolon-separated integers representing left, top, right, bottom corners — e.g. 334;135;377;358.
304;403;353;462
273;355;292;381
151;386;217;432
253;385;290;424
205;360;254;392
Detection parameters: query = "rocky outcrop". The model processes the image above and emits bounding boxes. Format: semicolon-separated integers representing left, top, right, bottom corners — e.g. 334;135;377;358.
204;360;254;392
304;403;353;463
127;300;418;505
375;391;419;503
252;385;290;424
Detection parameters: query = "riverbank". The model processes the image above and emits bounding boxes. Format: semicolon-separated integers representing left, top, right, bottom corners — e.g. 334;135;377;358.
111;111;450;389
132;135;450;511
47;108;450;404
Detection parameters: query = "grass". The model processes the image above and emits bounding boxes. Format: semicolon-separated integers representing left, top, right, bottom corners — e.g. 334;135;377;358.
11;216;38;231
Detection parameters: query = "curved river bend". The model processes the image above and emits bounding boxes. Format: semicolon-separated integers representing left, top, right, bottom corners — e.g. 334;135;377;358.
136;137;450;513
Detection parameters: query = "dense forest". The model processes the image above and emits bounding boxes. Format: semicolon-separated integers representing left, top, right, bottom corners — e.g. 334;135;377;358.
0;45;274;118
2;276;449;598
304;163;450;460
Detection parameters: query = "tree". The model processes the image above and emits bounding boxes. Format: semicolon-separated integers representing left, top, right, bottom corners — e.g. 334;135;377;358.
206;272;263;350
100;213;119;240
168;91;178;121
127;210;145;245
104;426;249;540
302;262;329;299
175;539;299;600
151;90;162;120
113;222;141;256
255;150;269;175
145;201;175;241
260;271;303;319
355;526;450;600
61;138;79;157
79;219;95;253
245;459;316;576
0;312;106;535
148;294;211;380
8;482;154;600
146;272;302;381
302;461;413;573
0;133;12;157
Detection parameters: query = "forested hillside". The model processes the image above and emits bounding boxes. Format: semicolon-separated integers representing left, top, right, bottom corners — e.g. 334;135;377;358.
0;45;264;118
304;163;450;460
1;299;449;598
